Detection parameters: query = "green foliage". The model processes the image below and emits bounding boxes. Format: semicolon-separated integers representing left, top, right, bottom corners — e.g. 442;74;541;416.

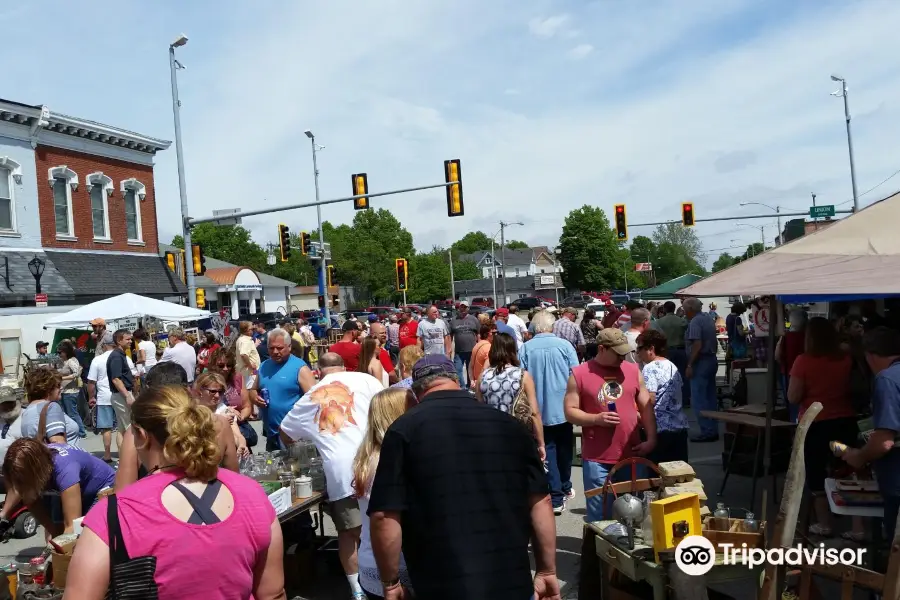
712;253;736;273
407;247;479;303
451;231;495;255
558;205;623;290
732;243;767;264
648;224;707;283
652;223;706;265
629;236;656;263
172;224;268;271
505;240;529;250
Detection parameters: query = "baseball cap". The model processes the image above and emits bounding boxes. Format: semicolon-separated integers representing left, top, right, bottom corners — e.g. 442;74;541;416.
35;341;48;350
100;331;115;346
458;301;469;308
368;314;379;322
597;329;632;356
412;355;457;382
90;318;106;327
562;306;578;316
495;307;509;317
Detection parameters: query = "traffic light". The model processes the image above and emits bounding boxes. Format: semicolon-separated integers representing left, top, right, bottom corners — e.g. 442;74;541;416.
444;159;464;217
191;244;206;275
318;294;326;309
614;204;628;241
195;288;206;308
351;173;369;210
682;202;695;227
395;258;408;291
179;250;187;283
278;224;291;261
165;251;177;272
300;231;312;255
327;264;336;288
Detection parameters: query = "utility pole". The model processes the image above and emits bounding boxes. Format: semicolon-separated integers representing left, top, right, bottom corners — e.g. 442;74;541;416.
448;248;456;302
304;131;330;323
497;221;523;306
490;237;498;309
831;75;860;212
169;36;195;307
811;192;818;231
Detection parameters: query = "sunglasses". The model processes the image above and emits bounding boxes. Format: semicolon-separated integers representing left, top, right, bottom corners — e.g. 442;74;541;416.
202;388;225;396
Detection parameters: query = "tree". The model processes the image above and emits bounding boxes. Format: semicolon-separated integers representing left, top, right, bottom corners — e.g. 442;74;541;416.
734;243;766;263
629;236;656;263
652;223;706;265
407;247;479;303
172;224;268;271
451;231;494;255
505;240;529;250
558;205;623;291
652;241;707;284
712;253;736;273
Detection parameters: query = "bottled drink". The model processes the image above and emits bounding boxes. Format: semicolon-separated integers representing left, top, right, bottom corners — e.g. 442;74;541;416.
743;511;760;533
713;502;730;531
641;491;657;542
308;457;326;493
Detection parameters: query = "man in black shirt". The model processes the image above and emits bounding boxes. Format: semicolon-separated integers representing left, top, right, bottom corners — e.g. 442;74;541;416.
107;329;135;432
368;355;559;600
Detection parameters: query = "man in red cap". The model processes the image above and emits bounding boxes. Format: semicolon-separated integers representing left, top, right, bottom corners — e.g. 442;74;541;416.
493;308;518;339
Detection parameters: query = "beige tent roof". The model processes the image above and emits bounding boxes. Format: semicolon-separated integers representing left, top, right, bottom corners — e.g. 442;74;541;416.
678;191;900;300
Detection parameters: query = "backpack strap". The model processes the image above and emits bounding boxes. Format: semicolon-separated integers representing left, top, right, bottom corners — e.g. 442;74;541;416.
35;401;52;443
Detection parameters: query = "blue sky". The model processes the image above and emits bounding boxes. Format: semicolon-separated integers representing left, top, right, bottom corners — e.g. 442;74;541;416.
4;0;900;264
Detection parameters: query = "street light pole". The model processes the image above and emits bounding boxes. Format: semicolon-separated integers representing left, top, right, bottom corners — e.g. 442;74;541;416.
740;202;782;245
169;35;195;307
623;258;629;294
448;248;456;302
497;221;523;306
490;237;498;308
832;75;860;213
305;131;330;323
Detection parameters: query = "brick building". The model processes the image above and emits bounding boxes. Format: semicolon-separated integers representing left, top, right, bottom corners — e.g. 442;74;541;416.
0;97;183;371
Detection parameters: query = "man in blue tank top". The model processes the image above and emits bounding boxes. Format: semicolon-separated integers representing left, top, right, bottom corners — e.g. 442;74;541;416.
253;328;317;451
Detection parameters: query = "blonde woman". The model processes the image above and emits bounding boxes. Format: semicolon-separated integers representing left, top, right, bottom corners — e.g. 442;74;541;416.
352;388;414;599
194;371;250;458
392;345;424;394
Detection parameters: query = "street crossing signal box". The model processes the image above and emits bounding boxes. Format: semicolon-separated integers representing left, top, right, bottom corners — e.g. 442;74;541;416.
191;244;206;275
300;232;311;256
682;202;695;227
278;224;291;261
352;173;369;210
396;258;408;291
444;159;464;217
327;265;336;288
195;288;206;308
614;204;628;241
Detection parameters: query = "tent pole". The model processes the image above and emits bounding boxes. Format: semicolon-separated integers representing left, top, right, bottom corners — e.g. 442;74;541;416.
762;295;778;515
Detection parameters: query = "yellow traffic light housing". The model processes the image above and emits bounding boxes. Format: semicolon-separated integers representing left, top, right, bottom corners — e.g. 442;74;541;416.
195;288;206;308
682;202;695;227
444;159;463;217
327;264;336;288
300;232;311;256
278;224;291;261
395;258;408;291
352;173;369;210
614;204;628;241
191;244;206;275
165;251;177;272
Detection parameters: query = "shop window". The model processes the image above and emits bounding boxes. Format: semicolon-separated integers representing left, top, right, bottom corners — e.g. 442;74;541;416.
205;299;218;313
48;166;78;238
0;333;21;375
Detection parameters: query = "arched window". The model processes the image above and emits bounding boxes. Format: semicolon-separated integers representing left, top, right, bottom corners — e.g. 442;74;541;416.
0;157;23;233
48;166;78;238
86;172;113;240
120;178;146;242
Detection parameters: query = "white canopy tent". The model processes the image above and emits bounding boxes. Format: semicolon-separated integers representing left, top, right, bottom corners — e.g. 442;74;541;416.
678;191;900;302
45;293;210;329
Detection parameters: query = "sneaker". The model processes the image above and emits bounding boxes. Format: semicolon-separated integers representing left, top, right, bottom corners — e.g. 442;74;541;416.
566;488;576;500
808;523;832;536
553;501;566;516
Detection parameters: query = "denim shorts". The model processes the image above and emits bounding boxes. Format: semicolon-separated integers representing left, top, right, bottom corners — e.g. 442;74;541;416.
95;405;115;430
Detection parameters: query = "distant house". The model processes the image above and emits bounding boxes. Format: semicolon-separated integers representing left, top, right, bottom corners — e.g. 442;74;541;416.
455;246;564;305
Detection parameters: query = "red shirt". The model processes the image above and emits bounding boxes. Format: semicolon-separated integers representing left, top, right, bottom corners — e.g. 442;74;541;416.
780;331;805;374
329;341;361;372
790;353;854;421
399;320;419;348
572;360;642;464
378;348;394;373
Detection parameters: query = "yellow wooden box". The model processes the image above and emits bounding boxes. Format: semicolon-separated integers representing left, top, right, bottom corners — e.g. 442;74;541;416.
649;492;702;562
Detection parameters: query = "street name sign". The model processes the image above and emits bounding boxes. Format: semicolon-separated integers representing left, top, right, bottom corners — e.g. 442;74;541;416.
809;205;835;218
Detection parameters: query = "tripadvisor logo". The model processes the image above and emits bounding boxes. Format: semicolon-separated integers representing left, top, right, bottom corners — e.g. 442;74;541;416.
675;536;866;576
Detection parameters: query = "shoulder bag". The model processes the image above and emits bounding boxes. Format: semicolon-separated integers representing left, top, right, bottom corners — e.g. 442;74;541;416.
35;401;53;444
106;493;159;599
510;369;535;437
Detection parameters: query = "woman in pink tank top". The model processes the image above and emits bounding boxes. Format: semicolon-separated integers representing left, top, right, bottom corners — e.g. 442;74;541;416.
65;386;285;600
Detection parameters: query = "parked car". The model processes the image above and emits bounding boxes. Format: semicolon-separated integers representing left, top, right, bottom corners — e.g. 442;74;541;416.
560;294;595;308
506;297;543;311
609;294;630;307
366;306;399;318
471;297;494;308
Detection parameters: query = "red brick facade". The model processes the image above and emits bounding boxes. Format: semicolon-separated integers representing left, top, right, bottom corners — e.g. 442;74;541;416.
34;145;159;254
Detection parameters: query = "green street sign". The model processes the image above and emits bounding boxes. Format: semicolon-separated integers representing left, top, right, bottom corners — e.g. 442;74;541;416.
809;205;835;218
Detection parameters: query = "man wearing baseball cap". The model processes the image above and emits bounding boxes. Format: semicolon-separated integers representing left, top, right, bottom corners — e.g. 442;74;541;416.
367;354;559;599
89;318;106;342
564;328;657;522
493;307;518;340
34;341;49;356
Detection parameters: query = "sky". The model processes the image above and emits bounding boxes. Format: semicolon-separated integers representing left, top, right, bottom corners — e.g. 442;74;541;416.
4;0;900;267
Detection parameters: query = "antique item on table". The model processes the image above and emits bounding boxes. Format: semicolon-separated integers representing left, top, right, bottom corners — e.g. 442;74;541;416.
648;492;701;561
743;512;760;533
308;457;326;493
713;502;730;530
640;491;657;542
657;460;696;484
611;493;644;550
835;478;879;492
293;475;313;500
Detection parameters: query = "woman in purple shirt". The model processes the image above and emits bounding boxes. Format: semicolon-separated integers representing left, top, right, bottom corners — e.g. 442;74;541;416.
2;438;115;536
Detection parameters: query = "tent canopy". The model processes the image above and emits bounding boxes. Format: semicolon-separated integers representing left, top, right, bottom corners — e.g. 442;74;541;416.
45;293;210;329
639;274;704;300
678;192;900;302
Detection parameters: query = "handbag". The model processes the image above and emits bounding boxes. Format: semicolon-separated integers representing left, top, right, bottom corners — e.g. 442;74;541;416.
106;494;159;599
510;370;535;437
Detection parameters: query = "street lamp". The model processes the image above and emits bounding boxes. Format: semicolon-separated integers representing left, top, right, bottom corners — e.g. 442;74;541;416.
740;202;782;245
169;34;195;306
304;129;330;322
27;255;45;295
830;74;860;213
737;223;767;249
547;246;561;306
623;257;630;294
498;221;523;306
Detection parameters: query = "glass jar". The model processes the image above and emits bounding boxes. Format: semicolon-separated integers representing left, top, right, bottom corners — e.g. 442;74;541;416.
743;511;760;533
308;457;326;493
713;502;730;530
641;492;657;541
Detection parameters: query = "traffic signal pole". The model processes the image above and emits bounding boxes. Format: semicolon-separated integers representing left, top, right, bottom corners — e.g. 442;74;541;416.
308;135;330;323
624;209;853;228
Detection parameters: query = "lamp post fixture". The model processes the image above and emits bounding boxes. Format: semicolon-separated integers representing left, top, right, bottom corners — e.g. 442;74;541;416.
740;202;782;245
831;75;860;213
27;255;45;295
304;129;330;323
169;34;195;306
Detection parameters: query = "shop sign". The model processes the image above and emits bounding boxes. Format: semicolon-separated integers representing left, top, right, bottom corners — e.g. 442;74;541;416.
539;275;555;285
109;317;140;332
634;263;653;272
34;293;48;307
232;284;263;291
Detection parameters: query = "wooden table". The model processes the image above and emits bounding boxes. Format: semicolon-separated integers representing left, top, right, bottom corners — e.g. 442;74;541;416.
278;492;325;527
700;411;795;512
579;521;762;600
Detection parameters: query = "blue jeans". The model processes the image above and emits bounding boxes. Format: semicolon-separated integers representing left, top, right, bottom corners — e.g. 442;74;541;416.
61;391;85;437
583;460;634;522
543;423;574;508
453;352;472;386
690;354;719;438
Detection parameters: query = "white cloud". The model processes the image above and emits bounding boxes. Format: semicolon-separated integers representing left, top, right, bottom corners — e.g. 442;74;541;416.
568;44;593;60
528;14;570;38
4;0;900;270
